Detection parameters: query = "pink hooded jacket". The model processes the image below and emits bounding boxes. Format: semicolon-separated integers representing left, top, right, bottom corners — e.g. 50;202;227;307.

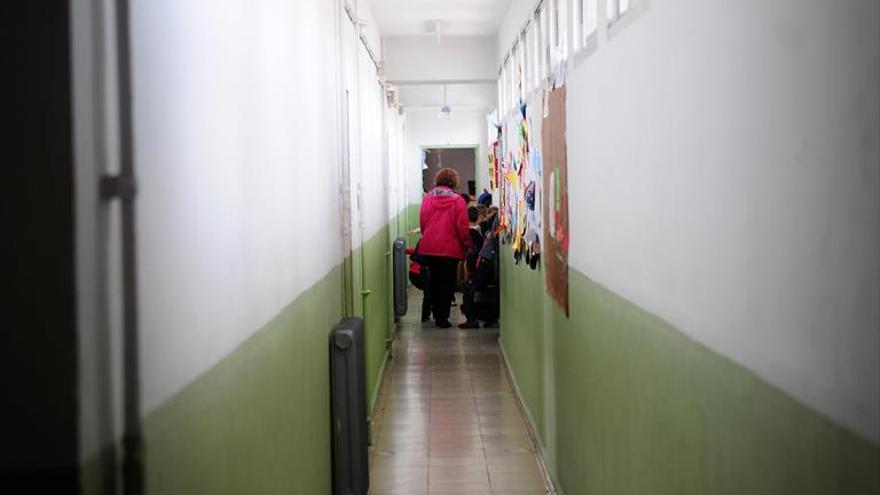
419;186;471;260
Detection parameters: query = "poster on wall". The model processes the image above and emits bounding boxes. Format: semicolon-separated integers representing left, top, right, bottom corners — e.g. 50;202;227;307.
541;87;569;315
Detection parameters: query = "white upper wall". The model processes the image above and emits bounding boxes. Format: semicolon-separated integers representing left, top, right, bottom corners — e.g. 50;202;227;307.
369;0;513;37
130;0;345;414
385;107;409;220
495;0;535;65
499;0;880;442
385;36;497;201
384;36;497;82
339;9;395;244
350;0;383;61
385;35;497;121
74;0;410;461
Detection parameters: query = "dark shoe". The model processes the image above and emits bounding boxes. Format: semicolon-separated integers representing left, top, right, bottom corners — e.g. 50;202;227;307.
421;315;430;322
482;321;498;328
436;319;452;328
458;320;480;329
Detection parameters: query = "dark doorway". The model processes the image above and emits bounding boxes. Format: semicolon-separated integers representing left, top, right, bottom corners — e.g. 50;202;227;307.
1;2;80;492
422;147;477;199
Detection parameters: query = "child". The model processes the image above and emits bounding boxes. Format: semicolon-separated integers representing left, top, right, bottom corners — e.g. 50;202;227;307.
479;206;497;235
471;212;500;327
405;242;432;322
459;206;485;329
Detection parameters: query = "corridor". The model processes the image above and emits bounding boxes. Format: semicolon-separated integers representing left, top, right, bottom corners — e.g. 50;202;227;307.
368;291;548;494
5;0;879;494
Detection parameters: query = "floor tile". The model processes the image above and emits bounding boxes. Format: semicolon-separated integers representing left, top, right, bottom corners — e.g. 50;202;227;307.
368;290;550;495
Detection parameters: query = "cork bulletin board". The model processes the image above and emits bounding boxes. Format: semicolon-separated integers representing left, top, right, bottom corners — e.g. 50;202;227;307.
541;87;569;315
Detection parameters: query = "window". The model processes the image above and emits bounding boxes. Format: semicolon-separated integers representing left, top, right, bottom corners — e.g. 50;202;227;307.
539;6;548;80
507;55;515;110
518;34;527;99
509;61;514;111
557;0;569;58
507;54;519;110
607;0;630;24
499;60;508;114
525;23;536;91
502;67;506;112
530;17;540;88
511;41;520;103
582;0;598;42
499;64;504;114
522;34;529;95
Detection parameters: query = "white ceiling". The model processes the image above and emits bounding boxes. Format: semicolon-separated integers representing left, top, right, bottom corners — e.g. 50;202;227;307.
367;0;514;37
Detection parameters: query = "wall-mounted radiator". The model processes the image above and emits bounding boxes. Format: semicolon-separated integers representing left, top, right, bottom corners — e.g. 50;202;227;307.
329;317;369;495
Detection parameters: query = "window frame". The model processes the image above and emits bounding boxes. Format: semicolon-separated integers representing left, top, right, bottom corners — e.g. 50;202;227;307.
606;0;630;26
582;0;598;45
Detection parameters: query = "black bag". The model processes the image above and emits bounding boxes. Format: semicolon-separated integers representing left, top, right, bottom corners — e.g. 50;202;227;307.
410;240;427;265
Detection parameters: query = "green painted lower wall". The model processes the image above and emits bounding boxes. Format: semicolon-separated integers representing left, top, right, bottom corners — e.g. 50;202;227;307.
80;214;407;494
405;202;421;248
142;264;343;494
355;224;393;409
355;206;425;407
499;257;546;438
500;247;880;495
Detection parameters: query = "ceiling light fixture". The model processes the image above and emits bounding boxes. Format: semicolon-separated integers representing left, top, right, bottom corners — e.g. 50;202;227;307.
439;85;452;120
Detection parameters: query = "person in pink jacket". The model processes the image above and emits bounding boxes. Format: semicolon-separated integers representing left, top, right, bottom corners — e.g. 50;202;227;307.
419;167;472;328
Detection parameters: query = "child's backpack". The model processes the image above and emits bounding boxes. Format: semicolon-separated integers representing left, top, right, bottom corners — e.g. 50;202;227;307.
473;233;498;288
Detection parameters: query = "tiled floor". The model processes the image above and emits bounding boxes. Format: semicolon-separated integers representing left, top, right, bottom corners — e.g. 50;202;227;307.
368;290;550;495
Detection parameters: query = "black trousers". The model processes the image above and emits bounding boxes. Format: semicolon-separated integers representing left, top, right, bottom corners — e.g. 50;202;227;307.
424;256;459;323
409;271;432;319
461;280;477;322
477;285;499;324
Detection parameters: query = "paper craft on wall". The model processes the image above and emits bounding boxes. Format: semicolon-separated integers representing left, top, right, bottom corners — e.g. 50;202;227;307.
489;138;501;190
489;78;550;274
487;51;568;314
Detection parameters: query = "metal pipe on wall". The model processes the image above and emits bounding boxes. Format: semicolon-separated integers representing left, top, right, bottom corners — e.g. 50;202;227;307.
101;0;143;492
